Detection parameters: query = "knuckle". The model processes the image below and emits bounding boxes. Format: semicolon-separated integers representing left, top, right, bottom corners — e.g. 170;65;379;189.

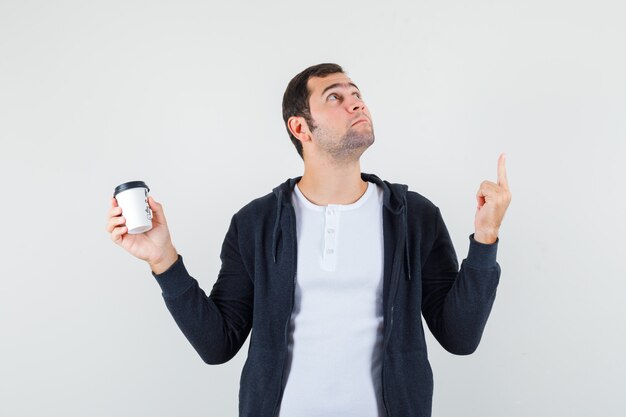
113;227;124;240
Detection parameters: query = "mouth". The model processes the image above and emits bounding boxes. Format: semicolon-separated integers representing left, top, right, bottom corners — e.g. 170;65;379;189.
351;118;370;127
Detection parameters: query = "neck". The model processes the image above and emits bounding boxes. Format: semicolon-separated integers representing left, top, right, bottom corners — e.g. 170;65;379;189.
297;158;368;206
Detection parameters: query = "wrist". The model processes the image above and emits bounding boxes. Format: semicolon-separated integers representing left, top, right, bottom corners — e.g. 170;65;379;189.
473;230;498;244
149;246;178;275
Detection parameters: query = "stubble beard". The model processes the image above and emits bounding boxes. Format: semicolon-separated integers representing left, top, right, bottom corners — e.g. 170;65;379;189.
310;120;375;164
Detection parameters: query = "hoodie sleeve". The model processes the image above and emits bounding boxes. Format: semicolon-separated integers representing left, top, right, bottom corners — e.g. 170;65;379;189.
151;214;254;364
421;207;500;355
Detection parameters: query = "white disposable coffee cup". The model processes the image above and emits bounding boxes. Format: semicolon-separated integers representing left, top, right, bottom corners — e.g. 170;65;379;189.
113;181;153;234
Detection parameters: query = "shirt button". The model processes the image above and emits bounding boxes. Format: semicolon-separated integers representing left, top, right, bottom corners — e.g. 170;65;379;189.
327;228;335;234
326;249;334;254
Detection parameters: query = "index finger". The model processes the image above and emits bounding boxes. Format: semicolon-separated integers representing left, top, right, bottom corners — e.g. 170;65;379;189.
111;197;118;208
497;153;509;189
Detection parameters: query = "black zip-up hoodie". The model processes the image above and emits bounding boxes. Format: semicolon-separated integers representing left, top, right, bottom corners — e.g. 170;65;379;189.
152;172;501;417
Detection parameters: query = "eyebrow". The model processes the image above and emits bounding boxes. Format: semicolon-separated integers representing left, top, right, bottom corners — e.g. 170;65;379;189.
320;82;360;97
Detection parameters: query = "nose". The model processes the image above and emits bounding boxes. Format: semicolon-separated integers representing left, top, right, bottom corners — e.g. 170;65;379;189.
347;95;366;113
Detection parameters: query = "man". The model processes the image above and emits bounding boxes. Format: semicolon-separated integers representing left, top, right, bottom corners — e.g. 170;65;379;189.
106;63;511;417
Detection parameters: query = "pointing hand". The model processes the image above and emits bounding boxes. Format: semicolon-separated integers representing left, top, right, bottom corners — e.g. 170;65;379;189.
474;153;512;244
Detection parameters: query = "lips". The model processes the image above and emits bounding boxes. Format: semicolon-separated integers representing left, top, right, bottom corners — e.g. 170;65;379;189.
351;118;370;126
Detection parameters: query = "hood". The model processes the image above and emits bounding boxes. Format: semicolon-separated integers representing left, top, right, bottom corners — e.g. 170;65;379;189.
271;173;412;280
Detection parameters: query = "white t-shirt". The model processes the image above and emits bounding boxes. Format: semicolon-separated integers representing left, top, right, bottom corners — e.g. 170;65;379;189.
278;181;386;417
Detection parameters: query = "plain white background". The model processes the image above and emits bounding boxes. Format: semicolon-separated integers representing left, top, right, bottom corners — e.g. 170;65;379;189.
1;0;624;416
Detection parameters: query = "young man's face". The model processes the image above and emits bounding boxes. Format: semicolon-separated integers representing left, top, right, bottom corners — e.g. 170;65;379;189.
305;72;375;162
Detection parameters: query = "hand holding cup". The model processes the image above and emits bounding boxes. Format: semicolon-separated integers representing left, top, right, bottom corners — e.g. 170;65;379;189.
106;184;178;273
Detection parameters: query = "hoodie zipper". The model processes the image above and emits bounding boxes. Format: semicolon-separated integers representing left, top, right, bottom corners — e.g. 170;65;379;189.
271;205;298;417
381;213;406;417
382;267;403;416
381;305;394;417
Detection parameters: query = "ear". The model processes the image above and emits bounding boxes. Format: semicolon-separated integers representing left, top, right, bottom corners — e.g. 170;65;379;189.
287;116;312;144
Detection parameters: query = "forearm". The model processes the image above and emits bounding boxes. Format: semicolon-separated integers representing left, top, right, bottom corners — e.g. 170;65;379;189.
151;254;252;364
424;234;501;355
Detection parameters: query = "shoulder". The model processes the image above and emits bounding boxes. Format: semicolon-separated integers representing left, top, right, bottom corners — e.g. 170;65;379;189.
238;190;276;215
381;176;439;214
404;189;441;235
234;192;276;219
405;189;438;212
396;187;447;246
229;190;278;231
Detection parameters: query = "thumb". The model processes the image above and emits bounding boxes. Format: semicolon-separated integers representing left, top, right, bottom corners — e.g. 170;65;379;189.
148;196;167;224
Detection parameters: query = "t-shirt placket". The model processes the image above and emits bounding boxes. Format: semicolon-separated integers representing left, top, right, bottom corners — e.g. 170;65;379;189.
321;205;340;271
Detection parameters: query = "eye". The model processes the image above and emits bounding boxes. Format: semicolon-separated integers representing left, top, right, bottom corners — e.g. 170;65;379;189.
328;93;339;101
354;92;362;99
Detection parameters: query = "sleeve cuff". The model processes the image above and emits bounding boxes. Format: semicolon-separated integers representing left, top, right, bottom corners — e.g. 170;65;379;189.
465;233;499;268
151;254;195;298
